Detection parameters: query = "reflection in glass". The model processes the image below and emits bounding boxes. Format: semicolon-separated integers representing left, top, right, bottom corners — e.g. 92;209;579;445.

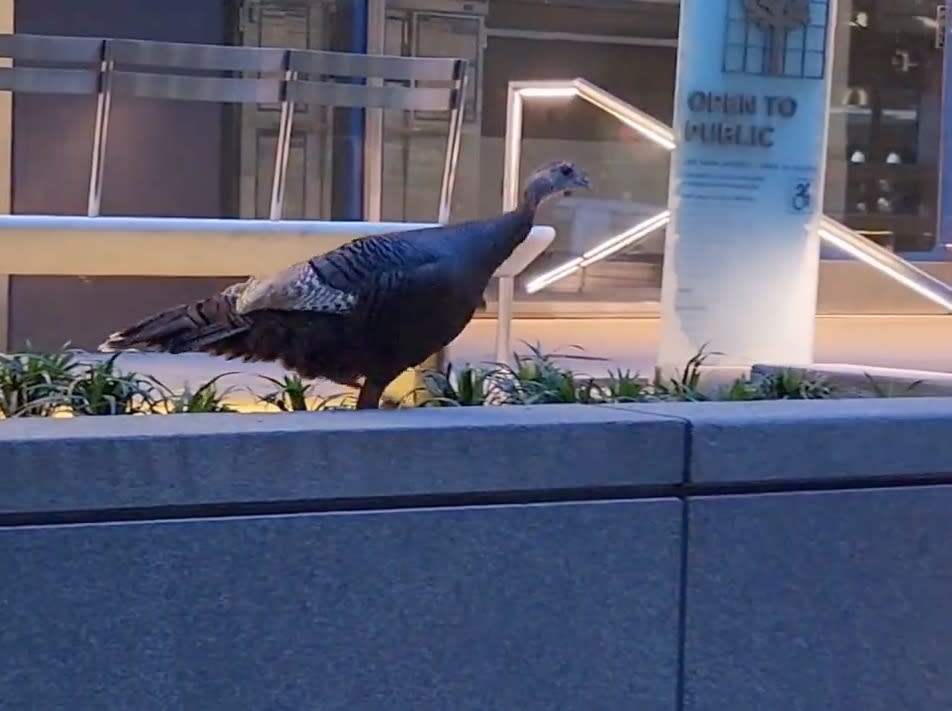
238;0;334;220
381;0;680;310
369;0;949;311
825;0;944;255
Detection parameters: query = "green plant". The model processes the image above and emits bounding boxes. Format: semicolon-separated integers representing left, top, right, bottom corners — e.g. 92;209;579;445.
862;372;923;398
316;393;358;411
650;344;721;402
0;341;903;420
416;362;493;407
718;377;765;401
417;344;837;406
494;342;606;405
601;368;650;403
257;373;354;411
258;373;318;412
753;368;834;400
66;354;160;416
153;373;239;414
258;373;356;412
0;345;80;417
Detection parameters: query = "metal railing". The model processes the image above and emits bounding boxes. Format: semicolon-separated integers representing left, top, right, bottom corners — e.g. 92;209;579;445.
0;215;555;356
0;215;554;280
0;33;479;355
501;77;952;363
0;33;468;223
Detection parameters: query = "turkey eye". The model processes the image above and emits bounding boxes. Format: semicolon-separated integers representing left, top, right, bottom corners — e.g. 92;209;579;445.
559;165;572;176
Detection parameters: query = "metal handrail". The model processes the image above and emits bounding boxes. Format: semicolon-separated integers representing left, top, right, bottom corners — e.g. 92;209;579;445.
0;215;555;355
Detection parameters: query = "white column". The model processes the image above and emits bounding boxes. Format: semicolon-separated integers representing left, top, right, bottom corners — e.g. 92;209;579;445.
657;0;839;372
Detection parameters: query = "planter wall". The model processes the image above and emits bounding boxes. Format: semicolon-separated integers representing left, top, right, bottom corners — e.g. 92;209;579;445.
3;400;952;710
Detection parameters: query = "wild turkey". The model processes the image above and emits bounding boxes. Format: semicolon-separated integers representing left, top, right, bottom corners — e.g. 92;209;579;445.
99;160;591;409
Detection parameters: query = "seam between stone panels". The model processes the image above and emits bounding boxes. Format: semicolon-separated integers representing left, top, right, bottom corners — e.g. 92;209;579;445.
593;402;695;427
683;416;693;485
594;403;693;485
596;400;693;709
0;484;683;527
676;419;693;709
10;474;951;528
676;497;690;711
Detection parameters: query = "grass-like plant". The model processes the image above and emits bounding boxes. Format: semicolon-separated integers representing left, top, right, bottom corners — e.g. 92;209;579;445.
415;362;493;407
257;373;317;412
66;353;160;416
649;345;719;402
0;341;856;419
417;342;837;406
0;345;81;417
152;372;239;414
601;368;650;403
257;373;355;412
862;372;923;398
752;368;834;400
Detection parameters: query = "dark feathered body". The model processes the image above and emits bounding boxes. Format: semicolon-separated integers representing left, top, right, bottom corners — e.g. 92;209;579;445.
101;159;588;408
102;206;535;404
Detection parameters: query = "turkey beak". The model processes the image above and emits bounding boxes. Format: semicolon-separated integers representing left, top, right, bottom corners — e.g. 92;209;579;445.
576;172;592;190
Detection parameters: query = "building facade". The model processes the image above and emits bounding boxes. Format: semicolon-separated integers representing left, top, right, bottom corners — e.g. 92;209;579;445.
6;0;952;349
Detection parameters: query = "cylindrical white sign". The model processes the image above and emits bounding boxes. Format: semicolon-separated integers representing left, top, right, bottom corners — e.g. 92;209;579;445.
658;0;839;371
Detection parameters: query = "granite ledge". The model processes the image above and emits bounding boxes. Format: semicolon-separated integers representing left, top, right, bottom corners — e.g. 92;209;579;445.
604;398;952;485
0;405;686;516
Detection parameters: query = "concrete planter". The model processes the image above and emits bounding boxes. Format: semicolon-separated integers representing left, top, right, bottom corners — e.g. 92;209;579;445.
4;400;952;709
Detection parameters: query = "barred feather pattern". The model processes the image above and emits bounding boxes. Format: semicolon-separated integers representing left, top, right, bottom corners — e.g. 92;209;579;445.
234;261;357;315
100;288;367;385
99;287;250;355
307;231;441;296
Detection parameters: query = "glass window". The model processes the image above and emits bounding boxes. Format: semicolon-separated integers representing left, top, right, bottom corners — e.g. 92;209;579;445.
382;0;679;314
824;0;945;255
238;0;947;265
238;0;336;220
379;0;952;317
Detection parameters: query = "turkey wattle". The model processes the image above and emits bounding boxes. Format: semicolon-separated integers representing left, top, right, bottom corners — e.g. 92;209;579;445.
99;160;591;409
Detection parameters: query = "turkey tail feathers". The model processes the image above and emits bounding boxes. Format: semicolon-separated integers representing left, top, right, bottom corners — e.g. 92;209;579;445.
98;292;250;355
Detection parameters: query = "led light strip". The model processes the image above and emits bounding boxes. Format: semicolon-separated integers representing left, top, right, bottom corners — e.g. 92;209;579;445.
526;211;671;293
818;218;952;311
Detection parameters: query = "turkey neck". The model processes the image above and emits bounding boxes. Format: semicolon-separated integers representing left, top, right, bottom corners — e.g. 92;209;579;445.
433;189;543;294
489;201;535;262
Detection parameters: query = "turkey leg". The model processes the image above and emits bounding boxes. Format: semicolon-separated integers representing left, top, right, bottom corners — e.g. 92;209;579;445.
355;379;386;410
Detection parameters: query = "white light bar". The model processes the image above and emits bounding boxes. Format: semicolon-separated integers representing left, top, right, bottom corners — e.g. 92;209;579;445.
517;86;578;98
525;210;671;293
573;79;676;150
818;217;952;311
507;77;952;313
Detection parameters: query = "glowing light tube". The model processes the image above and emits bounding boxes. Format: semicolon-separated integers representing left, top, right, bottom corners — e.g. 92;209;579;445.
525;211;671;293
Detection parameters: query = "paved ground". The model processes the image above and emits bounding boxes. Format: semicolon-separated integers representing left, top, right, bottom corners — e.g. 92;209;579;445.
69;313;952;408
